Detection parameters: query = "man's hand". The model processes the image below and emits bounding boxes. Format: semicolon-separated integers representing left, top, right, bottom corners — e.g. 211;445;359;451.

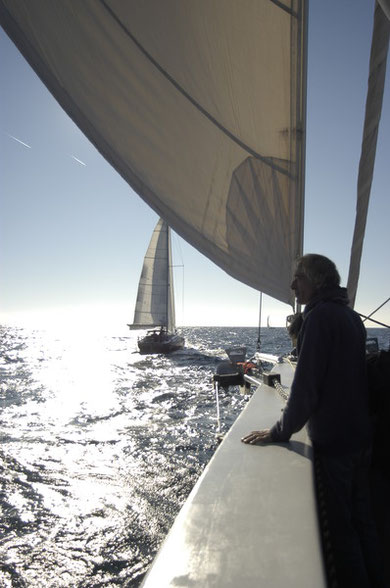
241;429;272;444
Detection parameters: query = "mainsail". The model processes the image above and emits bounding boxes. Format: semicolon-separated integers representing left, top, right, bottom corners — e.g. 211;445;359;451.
0;0;307;307
130;219;176;333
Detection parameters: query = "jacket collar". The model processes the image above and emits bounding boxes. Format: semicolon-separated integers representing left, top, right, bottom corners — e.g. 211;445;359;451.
303;286;349;316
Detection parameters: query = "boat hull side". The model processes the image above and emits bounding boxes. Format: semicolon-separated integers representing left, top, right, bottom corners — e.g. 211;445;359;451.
142;361;327;587
138;334;185;355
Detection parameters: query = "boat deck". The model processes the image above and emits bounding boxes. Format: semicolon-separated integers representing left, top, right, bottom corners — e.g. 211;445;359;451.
142;361;327;587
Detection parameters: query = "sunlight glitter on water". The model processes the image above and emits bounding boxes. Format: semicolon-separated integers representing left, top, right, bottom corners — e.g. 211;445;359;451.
1;323;388;587
20;328;140;423
0;324;295;586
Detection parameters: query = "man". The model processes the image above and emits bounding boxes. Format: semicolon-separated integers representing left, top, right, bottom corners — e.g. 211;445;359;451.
242;254;384;588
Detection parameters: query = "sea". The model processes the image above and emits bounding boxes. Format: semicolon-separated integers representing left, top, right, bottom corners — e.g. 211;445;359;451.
1;325;389;587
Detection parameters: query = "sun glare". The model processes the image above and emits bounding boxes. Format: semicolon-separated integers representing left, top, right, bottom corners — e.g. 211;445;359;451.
0;304;131;335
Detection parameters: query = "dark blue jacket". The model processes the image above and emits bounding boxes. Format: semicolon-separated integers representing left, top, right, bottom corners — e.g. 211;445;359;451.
270;287;372;454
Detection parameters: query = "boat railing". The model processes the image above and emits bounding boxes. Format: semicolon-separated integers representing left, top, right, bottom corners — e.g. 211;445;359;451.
253;351;284;365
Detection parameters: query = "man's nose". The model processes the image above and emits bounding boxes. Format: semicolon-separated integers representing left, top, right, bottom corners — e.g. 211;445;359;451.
291;278;297;290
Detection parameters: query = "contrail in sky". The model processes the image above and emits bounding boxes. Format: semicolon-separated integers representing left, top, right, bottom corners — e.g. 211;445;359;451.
71;155;87;166
8;134;31;149
7;133;87;166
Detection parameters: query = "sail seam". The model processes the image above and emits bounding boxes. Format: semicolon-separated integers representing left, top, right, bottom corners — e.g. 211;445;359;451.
269;0;297;17
100;0;291;177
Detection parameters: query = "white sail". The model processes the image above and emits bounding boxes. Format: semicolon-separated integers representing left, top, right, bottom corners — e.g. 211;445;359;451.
378;0;390;21
0;0;307;307
347;2;390;307
130;219;176;333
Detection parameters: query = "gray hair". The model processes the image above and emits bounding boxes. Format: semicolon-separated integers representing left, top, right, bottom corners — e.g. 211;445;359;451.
296;254;340;291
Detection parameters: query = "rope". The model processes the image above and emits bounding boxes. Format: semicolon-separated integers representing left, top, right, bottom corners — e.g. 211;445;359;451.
362;296;390;322
285;356;297;370
358;313;390;329
268;355;297;399
271;378;289;401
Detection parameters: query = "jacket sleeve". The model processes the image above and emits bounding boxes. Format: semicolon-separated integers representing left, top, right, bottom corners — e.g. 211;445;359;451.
270;307;331;442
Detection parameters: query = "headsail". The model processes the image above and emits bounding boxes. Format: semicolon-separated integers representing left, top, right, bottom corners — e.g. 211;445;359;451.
130;219;176;332
0;0;307;306
347;1;390;307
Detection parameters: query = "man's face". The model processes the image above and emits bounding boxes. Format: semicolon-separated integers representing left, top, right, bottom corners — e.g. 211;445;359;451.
291;267;315;305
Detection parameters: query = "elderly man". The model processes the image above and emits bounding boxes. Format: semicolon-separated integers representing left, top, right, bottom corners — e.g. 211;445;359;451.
242;254;384;588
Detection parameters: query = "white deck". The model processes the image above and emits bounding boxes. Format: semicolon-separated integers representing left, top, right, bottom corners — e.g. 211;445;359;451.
142;361;327;587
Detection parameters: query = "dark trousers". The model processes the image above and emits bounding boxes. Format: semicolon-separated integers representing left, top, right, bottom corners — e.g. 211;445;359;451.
316;447;386;588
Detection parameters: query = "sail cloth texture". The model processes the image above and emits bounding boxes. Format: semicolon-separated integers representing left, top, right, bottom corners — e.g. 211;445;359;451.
130;219;176;332
378;0;390;21
0;0;307;306
347;1;390;307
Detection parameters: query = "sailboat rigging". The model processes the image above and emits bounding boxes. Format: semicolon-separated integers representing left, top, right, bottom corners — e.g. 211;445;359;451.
128;218;184;354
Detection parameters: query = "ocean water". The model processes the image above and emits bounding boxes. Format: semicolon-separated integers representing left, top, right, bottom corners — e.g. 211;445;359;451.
0;325;388;587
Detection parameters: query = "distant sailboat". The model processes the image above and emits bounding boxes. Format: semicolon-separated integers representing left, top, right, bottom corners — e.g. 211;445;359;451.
267;315;270;328
128;218;184;354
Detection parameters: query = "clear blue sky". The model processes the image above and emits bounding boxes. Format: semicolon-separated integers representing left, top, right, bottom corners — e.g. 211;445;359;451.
1;1;389;330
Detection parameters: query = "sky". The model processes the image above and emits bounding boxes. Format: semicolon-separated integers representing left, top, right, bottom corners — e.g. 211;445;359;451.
0;1;389;331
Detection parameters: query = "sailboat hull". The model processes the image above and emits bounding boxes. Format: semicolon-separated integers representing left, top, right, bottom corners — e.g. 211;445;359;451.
142;361;327;587
138;332;185;355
